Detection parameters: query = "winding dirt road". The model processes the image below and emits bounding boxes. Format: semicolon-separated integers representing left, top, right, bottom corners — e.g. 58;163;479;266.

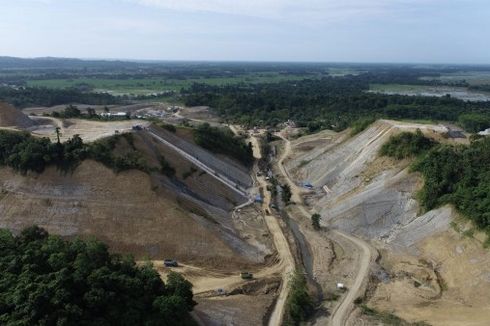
276;130;374;326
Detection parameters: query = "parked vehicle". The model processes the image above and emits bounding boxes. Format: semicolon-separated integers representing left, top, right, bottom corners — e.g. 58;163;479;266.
164;259;178;267
240;272;253;280
216;288;227;296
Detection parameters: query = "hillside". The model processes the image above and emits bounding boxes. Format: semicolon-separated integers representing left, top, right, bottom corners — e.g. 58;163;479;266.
0;130;269;270
284;121;490;325
0;101;35;128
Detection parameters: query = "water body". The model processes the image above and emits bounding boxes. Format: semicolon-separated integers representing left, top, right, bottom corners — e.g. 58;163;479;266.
369;85;490;102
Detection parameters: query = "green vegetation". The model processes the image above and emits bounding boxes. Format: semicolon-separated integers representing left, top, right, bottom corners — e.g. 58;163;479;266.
283;272;314;326
159;123;177;133
458;113;490;133
159;155;176;177
0;226;196;325
412;136;490;231
350;117;376;136
193;123;254;166
85;133;150;173
0;130;85;173
0;130;155;174
0;86;119;108
380;130;436;159
50;105;130;121
282;184;292;204
183;78;490;132
24;73;320;96
311;213;321;230
380;130;490;236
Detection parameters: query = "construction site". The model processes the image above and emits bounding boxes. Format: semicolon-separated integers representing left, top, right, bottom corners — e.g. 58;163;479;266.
0;101;489;326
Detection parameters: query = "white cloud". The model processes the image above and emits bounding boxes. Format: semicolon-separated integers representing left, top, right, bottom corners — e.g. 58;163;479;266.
128;0;452;22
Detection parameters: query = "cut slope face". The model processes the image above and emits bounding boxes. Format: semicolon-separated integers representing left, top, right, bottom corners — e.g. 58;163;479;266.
0;161;255;268
0;131;268;269
285;120;490;325
0;102;35;128
286;120;455;240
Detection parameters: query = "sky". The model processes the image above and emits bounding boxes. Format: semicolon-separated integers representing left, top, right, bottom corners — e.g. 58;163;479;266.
0;0;489;63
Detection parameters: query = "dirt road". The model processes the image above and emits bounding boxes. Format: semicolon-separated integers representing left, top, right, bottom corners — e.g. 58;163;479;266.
276;131;374;326
329;231;373;326
29;116;149;142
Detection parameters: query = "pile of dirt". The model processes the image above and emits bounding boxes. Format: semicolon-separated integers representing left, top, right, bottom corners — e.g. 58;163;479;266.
0;102;35;128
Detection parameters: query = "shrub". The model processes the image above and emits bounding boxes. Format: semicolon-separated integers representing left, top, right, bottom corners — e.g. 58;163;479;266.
380;129;436;159
193;123;254;166
284;272;314;325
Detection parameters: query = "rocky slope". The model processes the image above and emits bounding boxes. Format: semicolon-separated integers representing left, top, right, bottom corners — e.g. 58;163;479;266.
285;120;490;325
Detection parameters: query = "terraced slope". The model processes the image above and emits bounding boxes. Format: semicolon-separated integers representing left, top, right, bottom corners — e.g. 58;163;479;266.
0;130;268;269
284;120;490;325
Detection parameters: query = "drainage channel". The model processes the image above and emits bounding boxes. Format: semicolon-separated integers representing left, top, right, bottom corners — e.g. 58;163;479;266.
282;211;324;302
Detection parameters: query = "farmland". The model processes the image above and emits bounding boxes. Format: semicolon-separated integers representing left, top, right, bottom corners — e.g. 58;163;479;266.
25;72;322;95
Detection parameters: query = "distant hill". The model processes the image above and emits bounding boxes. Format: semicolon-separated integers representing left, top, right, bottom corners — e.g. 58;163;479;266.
0;102;35;128
0;56;148;70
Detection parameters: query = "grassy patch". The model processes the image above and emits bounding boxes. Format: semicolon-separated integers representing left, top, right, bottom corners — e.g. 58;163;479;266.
350;117;375;136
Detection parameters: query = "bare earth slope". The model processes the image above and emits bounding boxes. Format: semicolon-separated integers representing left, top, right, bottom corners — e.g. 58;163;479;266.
0;130;268;270
0;102;35;128
0;161;252;268
284;121;490;325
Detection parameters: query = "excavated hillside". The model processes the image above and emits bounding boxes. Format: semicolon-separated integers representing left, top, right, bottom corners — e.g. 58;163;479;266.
0;130;270;270
285;120;490;325
0;102;35;128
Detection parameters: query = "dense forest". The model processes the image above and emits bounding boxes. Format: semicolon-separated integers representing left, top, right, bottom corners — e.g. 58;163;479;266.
381;130;490;233
380;130;436;159
0;226;196;325
413;136;490;232
193;123;254;166
182;77;490;132
0;87;119;108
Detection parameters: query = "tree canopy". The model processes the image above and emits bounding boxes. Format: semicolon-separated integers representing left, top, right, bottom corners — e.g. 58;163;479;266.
380;129;436;159
0;226;196;326
0;130;153;174
182;77;490;132
193;123;254;166
413;136;490;231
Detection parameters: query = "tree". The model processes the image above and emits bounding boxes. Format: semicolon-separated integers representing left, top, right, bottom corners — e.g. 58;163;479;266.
0;226;196;325
282;184;292;204
55;127;62;144
64;105;81;118
311;213;321;230
86;108;96;118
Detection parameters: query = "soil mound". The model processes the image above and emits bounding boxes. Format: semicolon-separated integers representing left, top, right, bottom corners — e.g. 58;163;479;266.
0;102;35;128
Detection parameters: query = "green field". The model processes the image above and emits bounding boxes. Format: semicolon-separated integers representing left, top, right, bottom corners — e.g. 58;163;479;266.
25;73;320;96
